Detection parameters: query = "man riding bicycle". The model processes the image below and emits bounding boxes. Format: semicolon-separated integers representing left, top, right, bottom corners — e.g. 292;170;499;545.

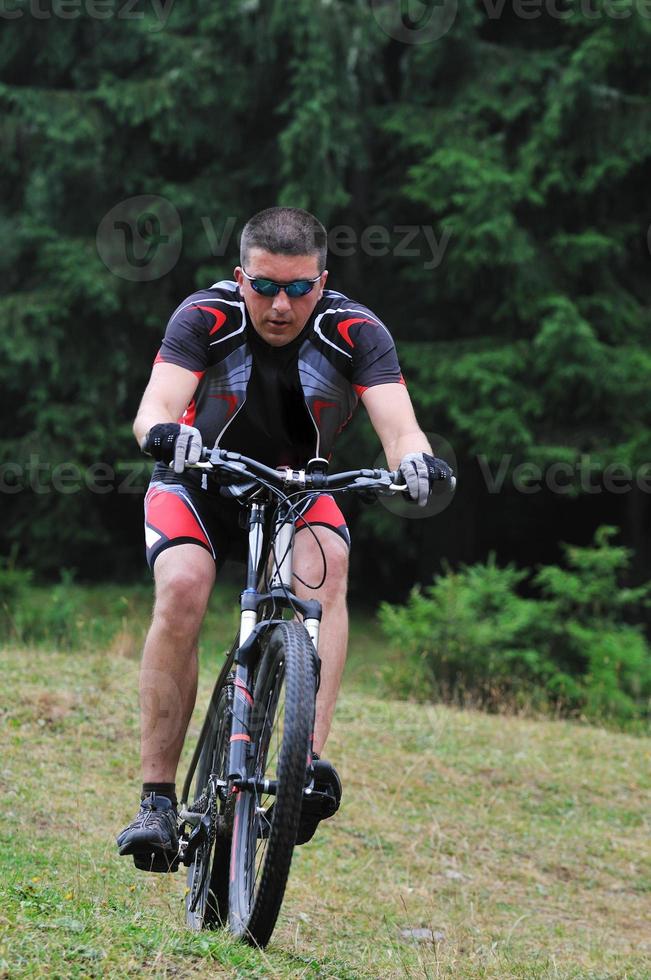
117;206;451;867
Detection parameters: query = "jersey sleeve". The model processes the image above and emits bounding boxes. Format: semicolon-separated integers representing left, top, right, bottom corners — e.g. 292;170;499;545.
156;303;209;373
347;311;404;392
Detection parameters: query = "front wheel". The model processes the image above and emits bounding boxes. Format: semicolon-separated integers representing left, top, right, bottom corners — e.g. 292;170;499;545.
229;621;317;947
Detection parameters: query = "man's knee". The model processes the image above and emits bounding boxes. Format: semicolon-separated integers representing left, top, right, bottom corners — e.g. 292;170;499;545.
294;532;349;603
324;541;349;597
153;550;215;633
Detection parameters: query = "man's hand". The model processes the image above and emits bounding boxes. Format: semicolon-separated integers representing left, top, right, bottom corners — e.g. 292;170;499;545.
398;452;454;507
141;423;203;474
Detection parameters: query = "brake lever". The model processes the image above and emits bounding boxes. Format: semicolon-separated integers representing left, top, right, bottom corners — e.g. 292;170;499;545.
352;474;404;495
387;475;457;493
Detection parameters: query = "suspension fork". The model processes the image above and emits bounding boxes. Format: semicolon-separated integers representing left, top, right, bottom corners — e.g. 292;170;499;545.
267;499;321;652
226;500;267;783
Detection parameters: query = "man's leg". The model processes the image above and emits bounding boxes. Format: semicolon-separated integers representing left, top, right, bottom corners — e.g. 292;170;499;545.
118;542;216;863
140;543;216;782
291;528;349;756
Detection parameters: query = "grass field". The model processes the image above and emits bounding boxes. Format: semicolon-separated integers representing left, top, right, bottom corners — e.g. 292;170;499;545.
1;592;650;978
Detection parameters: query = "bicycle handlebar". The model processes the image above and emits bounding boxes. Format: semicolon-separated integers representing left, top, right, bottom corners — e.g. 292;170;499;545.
188;447;456;496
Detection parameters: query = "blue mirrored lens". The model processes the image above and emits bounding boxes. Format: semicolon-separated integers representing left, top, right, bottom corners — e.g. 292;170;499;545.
250;278;280;297
285;280;314;298
249;277;315;298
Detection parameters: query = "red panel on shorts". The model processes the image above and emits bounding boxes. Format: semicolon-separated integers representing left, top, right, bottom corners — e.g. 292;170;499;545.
296;495;345;531
145;486;211;549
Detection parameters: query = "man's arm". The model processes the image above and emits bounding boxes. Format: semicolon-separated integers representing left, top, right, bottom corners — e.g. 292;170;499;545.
133;362;200;448
360;383;432;470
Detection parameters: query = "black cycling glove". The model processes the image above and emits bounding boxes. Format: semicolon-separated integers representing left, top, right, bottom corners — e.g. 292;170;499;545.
142;423;202;474
398;452;454;507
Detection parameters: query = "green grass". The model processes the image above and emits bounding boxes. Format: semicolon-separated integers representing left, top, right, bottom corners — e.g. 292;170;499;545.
1;590;650;978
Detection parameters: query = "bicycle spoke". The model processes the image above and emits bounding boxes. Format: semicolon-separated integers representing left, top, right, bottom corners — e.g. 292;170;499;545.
185;681;233;931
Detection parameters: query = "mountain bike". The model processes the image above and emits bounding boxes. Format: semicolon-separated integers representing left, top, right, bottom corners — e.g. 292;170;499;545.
165;447;454;948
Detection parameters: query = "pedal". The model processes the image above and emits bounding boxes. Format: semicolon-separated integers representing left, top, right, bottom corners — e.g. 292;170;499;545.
132;850;180;874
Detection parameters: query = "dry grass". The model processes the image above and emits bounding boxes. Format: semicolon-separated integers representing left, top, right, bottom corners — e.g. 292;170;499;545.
0;628;650;978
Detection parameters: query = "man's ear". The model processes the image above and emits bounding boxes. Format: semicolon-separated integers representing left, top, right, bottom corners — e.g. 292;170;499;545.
234;265;244;285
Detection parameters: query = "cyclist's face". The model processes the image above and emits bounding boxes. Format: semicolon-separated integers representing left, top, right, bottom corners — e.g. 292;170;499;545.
235;249;327;347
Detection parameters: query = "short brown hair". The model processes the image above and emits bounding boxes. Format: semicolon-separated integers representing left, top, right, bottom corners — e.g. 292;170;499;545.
240;207;327;271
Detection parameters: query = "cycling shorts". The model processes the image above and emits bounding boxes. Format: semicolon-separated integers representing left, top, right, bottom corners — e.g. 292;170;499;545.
143;480;351;571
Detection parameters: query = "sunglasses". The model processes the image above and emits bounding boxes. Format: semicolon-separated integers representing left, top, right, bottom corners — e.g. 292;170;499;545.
241;269;322;298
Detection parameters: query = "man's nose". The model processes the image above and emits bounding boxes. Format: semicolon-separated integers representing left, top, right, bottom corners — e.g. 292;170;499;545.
271;289;291;313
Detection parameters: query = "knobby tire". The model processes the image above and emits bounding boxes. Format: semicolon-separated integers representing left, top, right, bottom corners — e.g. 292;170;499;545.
229;621;316;947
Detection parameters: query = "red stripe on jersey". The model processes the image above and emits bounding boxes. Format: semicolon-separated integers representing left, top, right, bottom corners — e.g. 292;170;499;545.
313;399;336;425
180;398;197;427
208;392;238;418
336;317;374;348
354;378;406;397
194;305;227;335
145;487;210;549
153;350;204;379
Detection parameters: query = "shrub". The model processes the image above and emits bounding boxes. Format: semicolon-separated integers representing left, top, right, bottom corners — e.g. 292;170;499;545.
0;557;33;641
379;526;651;728
2;571;142;651
10;569;85;649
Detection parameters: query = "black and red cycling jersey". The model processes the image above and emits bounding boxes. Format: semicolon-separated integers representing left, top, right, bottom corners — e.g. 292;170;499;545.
153;280;404;487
